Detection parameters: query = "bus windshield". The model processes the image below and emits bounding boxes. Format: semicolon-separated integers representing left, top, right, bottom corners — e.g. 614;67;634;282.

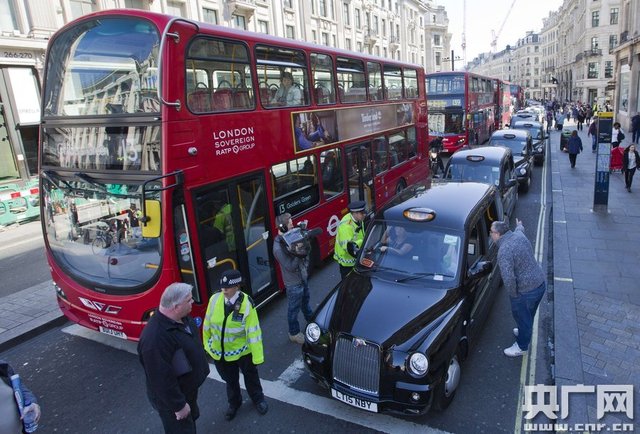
43;17;160;116
428;112;465;135
426;74;465;95
42;174;161;294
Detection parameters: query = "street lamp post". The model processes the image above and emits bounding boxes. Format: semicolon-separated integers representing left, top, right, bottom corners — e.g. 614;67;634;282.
442;50;462;71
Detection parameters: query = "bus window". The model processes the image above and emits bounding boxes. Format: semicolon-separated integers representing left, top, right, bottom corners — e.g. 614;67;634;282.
407;128;417;158
367;62;382;101
321;148;344;199
271;156;320;215
337;57;366;103
389;132;408;166
384;65;403;100
311;53;335;105
372;136;388;174
186;38;254;113
255;45;309;108
404;68;418;99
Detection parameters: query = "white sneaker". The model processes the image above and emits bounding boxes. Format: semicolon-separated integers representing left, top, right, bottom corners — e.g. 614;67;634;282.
503;342;526;357
513;328;519;337
289;333;305;344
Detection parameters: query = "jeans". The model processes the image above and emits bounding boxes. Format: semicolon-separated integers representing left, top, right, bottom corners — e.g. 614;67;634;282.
569;153;577;168
633;130;640;144
510;281;547;350
591;134;597;151
287;282;313;335
625;167;637;188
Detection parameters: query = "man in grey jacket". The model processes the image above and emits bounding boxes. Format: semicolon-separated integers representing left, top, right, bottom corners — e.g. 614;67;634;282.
273;213;313;344
491;219;546;357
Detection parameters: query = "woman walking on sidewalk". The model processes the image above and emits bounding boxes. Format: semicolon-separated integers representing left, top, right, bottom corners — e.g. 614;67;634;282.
623;144;640;192
566;130;583;169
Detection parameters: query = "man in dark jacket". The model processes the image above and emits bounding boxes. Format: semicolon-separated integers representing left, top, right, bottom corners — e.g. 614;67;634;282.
566;130;583;168
632;112;640;144
273;213;313;344
491;220;546;357
138;283;210;433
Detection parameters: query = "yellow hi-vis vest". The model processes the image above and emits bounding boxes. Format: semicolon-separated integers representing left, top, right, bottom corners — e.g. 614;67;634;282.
333;213;364;267
202;291;264;365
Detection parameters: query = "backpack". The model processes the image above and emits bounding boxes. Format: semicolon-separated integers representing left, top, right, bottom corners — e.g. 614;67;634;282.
618;131;625;141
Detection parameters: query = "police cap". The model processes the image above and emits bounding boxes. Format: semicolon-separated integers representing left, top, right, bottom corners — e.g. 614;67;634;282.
220;269;243;288
348;201;366;213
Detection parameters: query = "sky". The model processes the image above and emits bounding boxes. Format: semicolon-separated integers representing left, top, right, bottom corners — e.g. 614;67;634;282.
437;0;564;65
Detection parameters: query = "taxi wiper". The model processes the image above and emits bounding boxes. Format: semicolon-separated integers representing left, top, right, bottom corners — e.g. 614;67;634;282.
396;272;454;283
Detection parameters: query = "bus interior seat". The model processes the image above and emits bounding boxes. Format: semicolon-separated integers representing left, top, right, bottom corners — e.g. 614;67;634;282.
315;87;325;104
212;88;233;111
233;88;252;109
188;89;212;112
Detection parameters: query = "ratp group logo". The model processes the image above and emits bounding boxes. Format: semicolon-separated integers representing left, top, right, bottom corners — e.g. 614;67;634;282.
522;384;634;432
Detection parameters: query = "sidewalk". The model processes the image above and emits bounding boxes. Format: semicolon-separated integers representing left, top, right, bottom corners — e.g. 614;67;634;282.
551;119;640;427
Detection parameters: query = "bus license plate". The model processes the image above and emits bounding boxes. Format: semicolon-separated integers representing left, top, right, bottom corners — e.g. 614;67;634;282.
99;326;127;340
331;388;378;412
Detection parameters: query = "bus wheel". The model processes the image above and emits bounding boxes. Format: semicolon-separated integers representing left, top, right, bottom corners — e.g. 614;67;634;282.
395;180;406;194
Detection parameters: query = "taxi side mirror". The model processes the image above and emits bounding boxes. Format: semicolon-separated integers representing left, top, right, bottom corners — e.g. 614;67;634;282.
141;199;161;238
468;260;493;279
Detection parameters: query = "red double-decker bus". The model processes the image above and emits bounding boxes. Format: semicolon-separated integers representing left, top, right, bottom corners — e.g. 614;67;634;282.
496;79;513;130
38;10;428;340
426;71;497;153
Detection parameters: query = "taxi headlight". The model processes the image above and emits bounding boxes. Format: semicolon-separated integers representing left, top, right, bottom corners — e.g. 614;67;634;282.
408;352;429;377
305;322;321;343
518;167;527;175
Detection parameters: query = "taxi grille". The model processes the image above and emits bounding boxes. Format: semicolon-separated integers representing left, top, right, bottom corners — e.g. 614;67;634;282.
332;335;380;394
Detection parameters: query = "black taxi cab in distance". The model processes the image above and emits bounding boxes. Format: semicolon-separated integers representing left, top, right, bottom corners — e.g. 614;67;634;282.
302;182;503;415
486;129;533;193
443;147;517;220
510;120;547;166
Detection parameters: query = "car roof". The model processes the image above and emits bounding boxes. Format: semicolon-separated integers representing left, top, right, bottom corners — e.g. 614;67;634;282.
490;129;530;139
378;182;494;230
448;146;511;163
511;120;543;128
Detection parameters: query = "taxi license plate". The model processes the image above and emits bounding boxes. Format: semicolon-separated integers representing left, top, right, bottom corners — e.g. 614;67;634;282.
99;326;127;340
331;388;378;412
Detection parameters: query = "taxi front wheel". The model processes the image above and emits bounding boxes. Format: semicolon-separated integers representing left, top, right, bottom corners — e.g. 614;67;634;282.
433;349;461;411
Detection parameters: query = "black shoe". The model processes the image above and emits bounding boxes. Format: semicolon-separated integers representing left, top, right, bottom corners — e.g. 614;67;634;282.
627;187;631;192
255;400;268;415
224;404;240;421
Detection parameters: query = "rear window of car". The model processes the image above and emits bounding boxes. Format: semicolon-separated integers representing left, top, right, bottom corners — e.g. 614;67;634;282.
490;139;527;155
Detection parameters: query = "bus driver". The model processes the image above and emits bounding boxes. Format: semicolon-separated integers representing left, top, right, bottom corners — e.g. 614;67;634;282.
271;72;302;106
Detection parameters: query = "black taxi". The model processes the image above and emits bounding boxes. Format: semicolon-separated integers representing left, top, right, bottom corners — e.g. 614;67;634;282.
510;120;548;166
302;182;503;415
486;129;533;193
443;147;517;220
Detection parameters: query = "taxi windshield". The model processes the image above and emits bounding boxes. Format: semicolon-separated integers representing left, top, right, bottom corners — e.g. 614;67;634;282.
359;221;461;281
445;163;499;186
41;172;161;294
490;138;527;155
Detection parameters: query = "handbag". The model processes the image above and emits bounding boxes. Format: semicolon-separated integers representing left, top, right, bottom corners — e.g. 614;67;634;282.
618;131;625;141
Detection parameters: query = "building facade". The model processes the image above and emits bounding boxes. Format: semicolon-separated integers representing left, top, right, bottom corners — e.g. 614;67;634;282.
0;0;451;186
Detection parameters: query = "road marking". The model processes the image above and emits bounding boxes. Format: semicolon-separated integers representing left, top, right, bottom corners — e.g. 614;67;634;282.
0;236;43;251
62;325;451;434
554;277;573;282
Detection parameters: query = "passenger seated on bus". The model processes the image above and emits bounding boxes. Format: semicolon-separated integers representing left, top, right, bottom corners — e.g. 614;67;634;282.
270;72;302;106
322;151;339;190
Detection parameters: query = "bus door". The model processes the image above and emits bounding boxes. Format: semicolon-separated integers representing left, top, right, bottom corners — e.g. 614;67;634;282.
346;143;375;211
193;174;275;301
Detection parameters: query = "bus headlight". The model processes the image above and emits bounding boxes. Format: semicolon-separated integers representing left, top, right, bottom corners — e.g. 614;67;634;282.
408;352;429;377
305;322;321;343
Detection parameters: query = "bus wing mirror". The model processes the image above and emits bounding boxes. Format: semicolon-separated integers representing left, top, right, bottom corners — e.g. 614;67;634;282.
141;199;161;238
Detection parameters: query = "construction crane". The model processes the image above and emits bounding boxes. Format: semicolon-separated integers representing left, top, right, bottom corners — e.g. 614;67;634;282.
490;0;518;52
461;0;466;64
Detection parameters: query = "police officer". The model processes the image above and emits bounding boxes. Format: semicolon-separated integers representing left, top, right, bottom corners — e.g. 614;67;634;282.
202;270;268;421
333;201;366;278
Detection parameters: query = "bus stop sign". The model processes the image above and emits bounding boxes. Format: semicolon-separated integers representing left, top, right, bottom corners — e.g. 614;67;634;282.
593;112;613;210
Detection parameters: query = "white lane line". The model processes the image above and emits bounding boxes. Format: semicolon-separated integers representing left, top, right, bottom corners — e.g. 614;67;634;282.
0;236;43;251
63;325;451;434
553;277;573;282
